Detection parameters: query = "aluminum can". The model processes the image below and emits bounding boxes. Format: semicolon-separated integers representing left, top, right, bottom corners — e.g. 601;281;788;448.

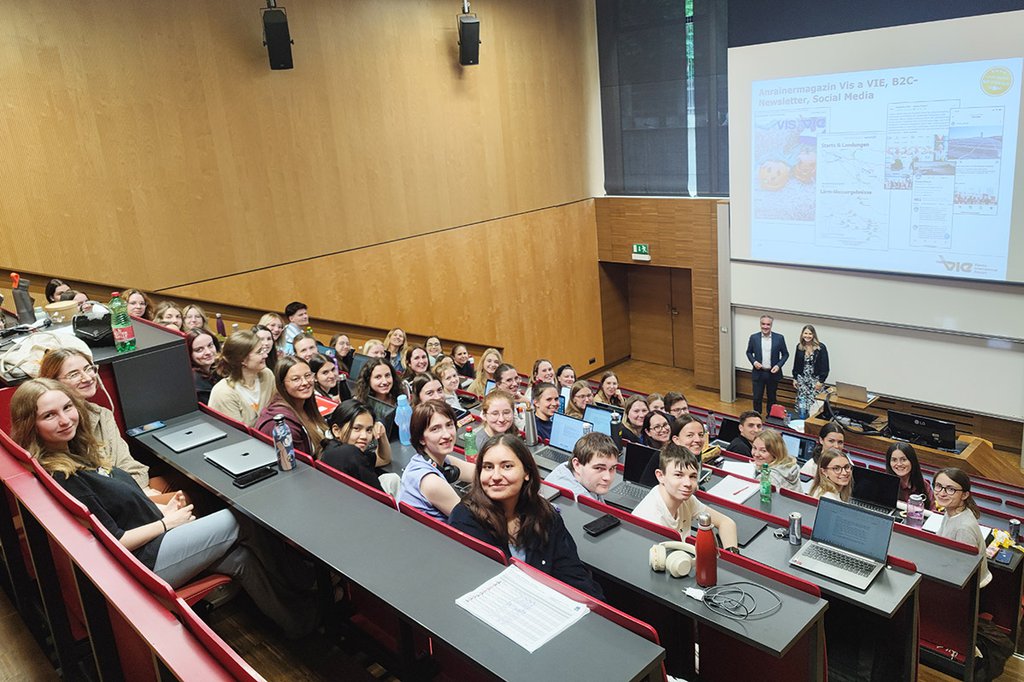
788;512;803;546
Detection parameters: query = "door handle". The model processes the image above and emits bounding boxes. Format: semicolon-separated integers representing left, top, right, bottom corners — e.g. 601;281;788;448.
670;308;678;316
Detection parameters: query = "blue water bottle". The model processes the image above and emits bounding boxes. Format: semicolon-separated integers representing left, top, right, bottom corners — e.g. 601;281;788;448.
396;395;412;446
272;415;296;471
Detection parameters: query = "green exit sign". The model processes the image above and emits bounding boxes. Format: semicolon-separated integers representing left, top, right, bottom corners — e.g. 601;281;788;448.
631;243;651;261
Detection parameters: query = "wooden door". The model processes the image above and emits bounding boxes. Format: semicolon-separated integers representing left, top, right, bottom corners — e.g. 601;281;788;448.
670;269;694;370
627;268;673;366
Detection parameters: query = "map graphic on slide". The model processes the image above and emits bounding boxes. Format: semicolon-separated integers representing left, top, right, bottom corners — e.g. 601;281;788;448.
750;58;1022;280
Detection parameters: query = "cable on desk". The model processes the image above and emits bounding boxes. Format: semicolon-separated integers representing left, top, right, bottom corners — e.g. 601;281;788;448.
701;581;783;620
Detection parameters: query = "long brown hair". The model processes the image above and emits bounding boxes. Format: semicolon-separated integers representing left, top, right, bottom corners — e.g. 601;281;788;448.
268;356;328;454
810;449;852;502
10;378;107;476
463;434;554;551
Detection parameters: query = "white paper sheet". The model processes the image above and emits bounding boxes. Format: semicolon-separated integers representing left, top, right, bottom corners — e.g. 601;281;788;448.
706;475;760;503
720;461;756;479
456;565;590;653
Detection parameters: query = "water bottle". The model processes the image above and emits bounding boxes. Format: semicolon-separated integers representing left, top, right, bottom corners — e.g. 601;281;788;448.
760;463;772;504
108;292;136;353
695;512;718;587
907;493;925;528
10;273;36;324
215;313;226;338
523;403;538;446
396;395;413;446
272;415;296;471
463;426;478;461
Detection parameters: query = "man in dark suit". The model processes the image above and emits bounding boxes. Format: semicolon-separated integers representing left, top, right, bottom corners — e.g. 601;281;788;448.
745;314;789;414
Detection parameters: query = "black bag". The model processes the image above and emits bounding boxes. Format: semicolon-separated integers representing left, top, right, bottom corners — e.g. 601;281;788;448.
974;618;1014;682
73;308;114;347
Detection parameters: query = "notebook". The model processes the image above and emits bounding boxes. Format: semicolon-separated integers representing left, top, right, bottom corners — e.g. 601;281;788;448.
154;422;227;453
603;442;660;511
532;412;593;471
204;441;278;477
789;496;894;590
850;466;900;515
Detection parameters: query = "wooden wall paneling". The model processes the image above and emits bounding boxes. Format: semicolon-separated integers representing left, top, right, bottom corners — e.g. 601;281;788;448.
670;269;694;370
160;200;605;376
598;263;631;364
0;0;594;290
595;197;720;390
627;268;672;366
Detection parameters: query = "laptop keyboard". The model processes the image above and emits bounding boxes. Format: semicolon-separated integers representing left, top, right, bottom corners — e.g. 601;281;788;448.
805;544;875;577
615;481;649;500
534;447;570;465
850;499;894;516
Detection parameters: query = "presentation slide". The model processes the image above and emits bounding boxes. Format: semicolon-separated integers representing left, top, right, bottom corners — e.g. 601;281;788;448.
749;58;1022;281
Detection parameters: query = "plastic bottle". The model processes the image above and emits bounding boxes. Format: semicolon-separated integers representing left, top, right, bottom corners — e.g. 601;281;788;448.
906;494;925;528
463;426;478;461
215;313;226;338
272;415;296;471
396;395;413;446
760;463;772;504
695;512;718;587
108;292;137;353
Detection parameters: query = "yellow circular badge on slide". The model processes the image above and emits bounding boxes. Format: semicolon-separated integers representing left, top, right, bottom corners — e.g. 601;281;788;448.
980;67;1013;96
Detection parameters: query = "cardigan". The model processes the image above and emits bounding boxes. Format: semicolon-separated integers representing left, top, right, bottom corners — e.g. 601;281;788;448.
87;404;149;487
208;368;274;426
255;400;318;457
448;502;604;599
792;343;830;383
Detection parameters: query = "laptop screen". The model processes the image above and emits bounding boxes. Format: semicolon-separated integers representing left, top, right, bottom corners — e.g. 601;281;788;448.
349;353;371;380
717;417;740;443
781;434;803;458
812;497;894;562
623;441;659;483
485;380;495;395
549;413;592;452
852;466;900;508
583;405;614;437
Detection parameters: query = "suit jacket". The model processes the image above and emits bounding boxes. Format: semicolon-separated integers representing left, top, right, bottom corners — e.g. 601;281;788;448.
745;332;789;377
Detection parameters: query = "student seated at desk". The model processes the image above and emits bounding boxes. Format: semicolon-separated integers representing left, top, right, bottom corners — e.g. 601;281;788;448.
39;348;170;498
432;359;464;411
531;383;559;442
255;357;329;458
494;363;524;401
641;410;672;450
594;370;625;407
564;380;593;420
46;277;71;303
208;331;274;427
153;301;184;331
11;379;319;639
320;401;398;495
123;288;153;320
526;359;555;402
808;449;852;502
639;415;711;487
646;393;665;414
467;347;502;396
258;312;286;356
933;467;991;587
404;345;430;376
185;328;221;405
751;430;801;492
281;301;308;355
555;364;576;389
448;435;604;599
726;410;763;458
330;333;353;373
309;353;352;403
799;421;845;478
663;391;689;419
353;358;404;407
398;401;474;521
543;432;618;502
384;328;408;375
181;304;207;332
451;344;475;382
620;395;649;443
252;324;278;373
292;333;319;363
362;339;386;359
409;373;445;407
425;336;444;368
476;389;519;451
632;443;739;551
886;442;934;509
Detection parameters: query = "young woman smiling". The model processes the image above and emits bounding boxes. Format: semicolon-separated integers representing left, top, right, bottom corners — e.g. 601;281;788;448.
329;333;354;373
255;357;329;458
153;301;184;331
641;410;672;450
185;328;221;405
800;421;845;478
209;330;274;427
476;389;518;452
122;288;153;320
308;353;352;402
353;358;404;407
397;401;475;521
531;382;560;442
933;467;991;586
448;435;603;598
467;348;503;396
809;449;853;502
408;373;446;407
750;429;801;492
432;359;464;411
594;371;624;407
424;336;445;367
404;346;431;376
620;395;649;443
564;380;593;419
885;442;933;509
383;328;408;374
181;304;208;332
451;344;475;382
526;359;555;402
258;313;286;356
319;401;397;494
555;364;576;389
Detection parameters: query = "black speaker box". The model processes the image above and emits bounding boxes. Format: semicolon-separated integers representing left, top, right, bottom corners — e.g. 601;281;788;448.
263;9;293;70
458;15;480;65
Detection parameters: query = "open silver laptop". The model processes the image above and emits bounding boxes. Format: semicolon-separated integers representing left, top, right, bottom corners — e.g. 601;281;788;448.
154;422;227;453
836;381;869;402
533;412;592;471
789;496;894;590
204;441;278;477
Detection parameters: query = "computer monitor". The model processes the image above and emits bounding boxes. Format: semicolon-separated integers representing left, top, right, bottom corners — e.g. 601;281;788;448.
886;410;957;451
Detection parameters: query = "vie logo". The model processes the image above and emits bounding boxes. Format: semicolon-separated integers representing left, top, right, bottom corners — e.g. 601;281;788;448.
937;256;973;273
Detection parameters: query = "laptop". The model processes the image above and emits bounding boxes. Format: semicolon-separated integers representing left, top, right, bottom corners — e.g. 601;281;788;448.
533;412;592;471
348;353;371;381
851;466;900;515
559;386;571;413
204;441;278;477
715;417;740;446
781;434;804;460
369;397;398;441
154;422;227;453
789;496;894;590
583;404;623;448
604;441;660;511
485;379;496;395
836;381;870;403
593;401;624;420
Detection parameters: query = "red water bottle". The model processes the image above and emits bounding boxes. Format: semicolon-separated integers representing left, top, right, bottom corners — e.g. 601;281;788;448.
695;512;718;587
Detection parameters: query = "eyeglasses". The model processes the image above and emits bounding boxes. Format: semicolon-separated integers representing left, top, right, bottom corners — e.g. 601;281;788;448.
286;372;315;385
650;422;671;433
61;364;98;384
934;483;963;495
486;409;514;419
827;464;852;473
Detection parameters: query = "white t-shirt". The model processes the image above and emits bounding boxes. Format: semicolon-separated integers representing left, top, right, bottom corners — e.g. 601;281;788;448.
632;486;707;534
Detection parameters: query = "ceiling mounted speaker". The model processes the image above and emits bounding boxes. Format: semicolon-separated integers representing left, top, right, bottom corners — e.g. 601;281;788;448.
263;8;293;70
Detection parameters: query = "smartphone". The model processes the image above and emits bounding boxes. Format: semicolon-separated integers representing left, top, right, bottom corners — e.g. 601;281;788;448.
232;466;278;489
584;513;621;537
993;548;1014;565
126;421;166;437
